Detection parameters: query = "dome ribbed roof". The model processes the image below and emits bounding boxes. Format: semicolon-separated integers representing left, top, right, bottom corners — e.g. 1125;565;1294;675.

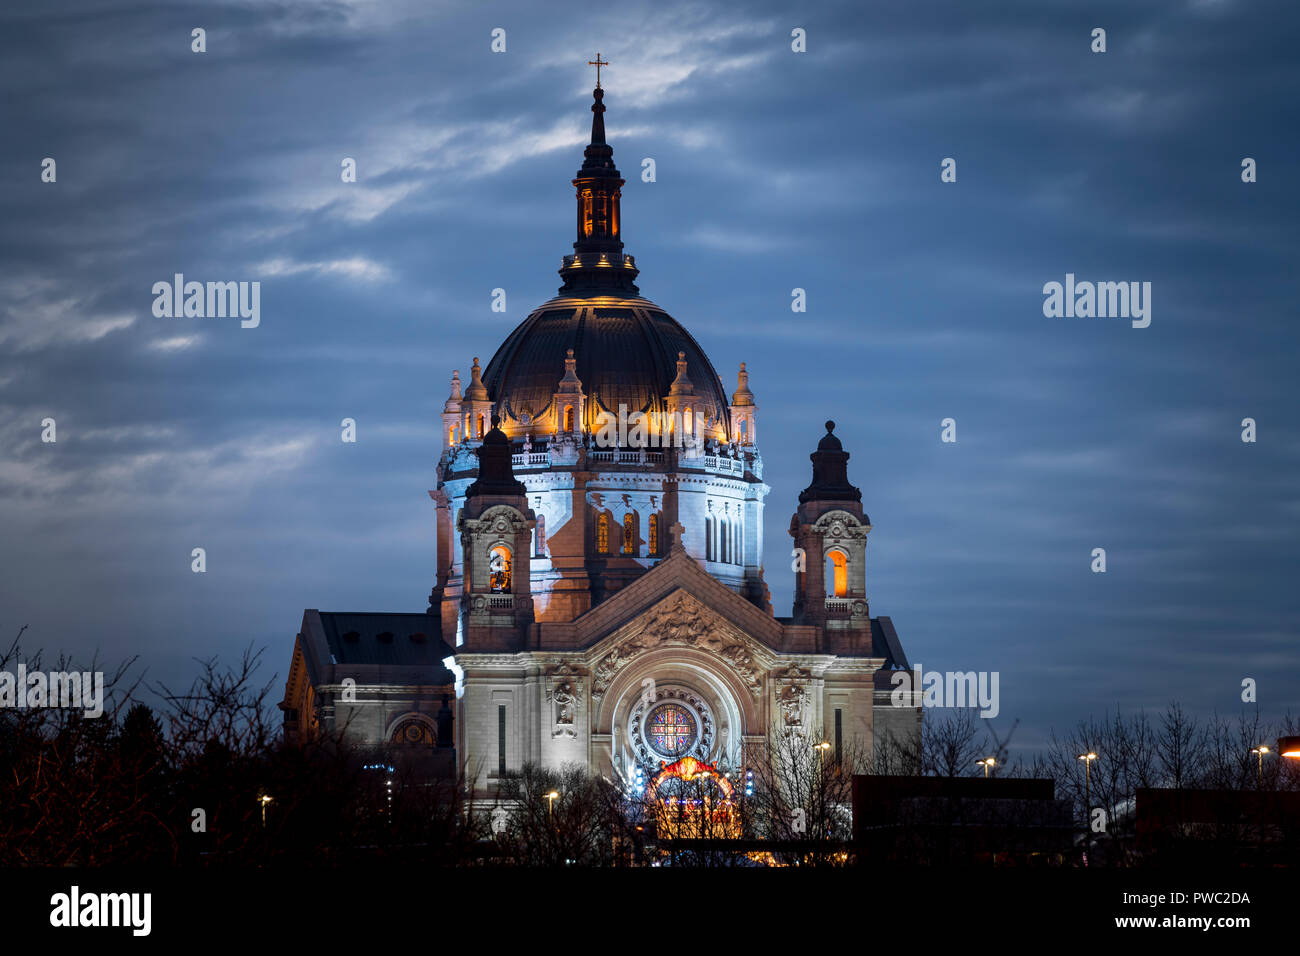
481;295;731;434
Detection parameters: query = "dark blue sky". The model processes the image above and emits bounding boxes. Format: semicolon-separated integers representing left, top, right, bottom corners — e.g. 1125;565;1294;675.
1;0;1297;753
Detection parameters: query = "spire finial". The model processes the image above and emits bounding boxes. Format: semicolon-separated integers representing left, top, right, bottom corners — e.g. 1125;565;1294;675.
587;53;609;89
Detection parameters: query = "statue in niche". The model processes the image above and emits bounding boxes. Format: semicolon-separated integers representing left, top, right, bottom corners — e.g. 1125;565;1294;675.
779;682;807;727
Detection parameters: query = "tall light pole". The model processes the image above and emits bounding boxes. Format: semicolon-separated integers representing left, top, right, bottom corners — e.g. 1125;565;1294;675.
546;790;559;824
814;741;831;783
1250;746;1270;787
977;757;996;778
1077;752;1097;861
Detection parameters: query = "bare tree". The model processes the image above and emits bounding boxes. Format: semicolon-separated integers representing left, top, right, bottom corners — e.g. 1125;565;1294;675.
743;723;863;865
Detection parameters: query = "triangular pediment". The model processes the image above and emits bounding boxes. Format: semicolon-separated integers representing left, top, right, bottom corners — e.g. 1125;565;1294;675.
571;547;784;653
585;588;773;701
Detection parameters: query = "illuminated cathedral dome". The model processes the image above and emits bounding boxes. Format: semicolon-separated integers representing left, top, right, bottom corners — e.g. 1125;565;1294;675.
483;298;732;435
478;83;730;436
435;76;770;623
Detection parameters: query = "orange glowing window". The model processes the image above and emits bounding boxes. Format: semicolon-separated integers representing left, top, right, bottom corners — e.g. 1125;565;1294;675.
564;405;575;432
477;415;485;439
597;513;609;554
489;545;512;593
623;513;636;555
582;190;592;237
648;515;659;555
826;549;848;597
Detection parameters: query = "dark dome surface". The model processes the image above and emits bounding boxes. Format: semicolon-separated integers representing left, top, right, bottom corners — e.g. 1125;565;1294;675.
482;294;732;434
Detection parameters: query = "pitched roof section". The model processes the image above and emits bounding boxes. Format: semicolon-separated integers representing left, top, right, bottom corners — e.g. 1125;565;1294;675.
568;546;786;651
293;613;454;671
872;617;910;669
317;612;454;668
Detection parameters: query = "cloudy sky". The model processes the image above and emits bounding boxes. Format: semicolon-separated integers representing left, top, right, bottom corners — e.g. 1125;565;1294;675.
1;0;1296;753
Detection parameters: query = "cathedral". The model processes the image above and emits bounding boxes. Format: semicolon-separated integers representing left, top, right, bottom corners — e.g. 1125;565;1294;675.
280;78;919;796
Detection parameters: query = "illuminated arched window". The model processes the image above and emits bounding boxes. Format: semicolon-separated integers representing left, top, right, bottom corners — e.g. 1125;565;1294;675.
684;407;694;435
826;549;848;597
623;513;636;555
597;513;610;554
477;415;485;439
648;515;659;556
489;545;512;593
564;405;574;433
448;425;456;445
390;716;435;746
582;190;593;237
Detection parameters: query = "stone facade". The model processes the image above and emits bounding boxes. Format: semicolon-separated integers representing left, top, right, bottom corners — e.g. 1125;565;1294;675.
281;83;921;794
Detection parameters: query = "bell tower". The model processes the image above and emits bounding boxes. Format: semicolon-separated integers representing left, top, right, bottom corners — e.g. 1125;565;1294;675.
454;416;536;651
790;421;873;653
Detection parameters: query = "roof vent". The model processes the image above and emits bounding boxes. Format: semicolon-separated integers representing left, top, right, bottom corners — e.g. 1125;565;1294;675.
376;631;394;643
409;632;427;644
342;630;360;643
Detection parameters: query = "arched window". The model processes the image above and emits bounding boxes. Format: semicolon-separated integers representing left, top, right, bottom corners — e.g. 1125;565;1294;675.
534;514;546;558
739;419;748;441
597;513;610;554
448;425;456;446
705;516;714;561
623;513;636;555
732;520;741;564
684;407;694;436
826;549;848;597
390;717;435;746
582;190;593;237
720;521;728;564
564;405;574;432
648;515;659;556
489;545;512;593
477;414;485;439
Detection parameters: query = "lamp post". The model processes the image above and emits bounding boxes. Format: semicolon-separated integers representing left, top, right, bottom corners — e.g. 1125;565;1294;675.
977;757;996;778
1077;752;1097;861
546;790;559;824
1249;746;1270;787
258;794;273;827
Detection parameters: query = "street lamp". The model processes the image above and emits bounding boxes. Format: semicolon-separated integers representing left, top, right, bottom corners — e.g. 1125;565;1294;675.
546;790;559;823
814;741;831;777
258;794;273;827
977;757;996;778
1250;746;1271;786
1077;752;1097;860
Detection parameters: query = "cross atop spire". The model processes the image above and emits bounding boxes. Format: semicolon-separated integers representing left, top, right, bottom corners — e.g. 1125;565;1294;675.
587;53;609;89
